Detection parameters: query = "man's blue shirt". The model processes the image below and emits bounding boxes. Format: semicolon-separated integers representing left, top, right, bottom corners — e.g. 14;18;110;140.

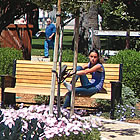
45;23;56;39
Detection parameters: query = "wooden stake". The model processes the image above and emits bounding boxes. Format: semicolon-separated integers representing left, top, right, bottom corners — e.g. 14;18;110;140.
57;27;64;118
70;16;79;117
49;0;61;115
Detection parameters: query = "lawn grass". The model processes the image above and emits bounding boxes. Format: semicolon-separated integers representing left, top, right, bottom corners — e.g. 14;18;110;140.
63;29;74;49
31;29;74;56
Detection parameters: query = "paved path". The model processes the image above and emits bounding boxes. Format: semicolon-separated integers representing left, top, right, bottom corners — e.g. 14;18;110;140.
96;117;140;140
31;56;50;62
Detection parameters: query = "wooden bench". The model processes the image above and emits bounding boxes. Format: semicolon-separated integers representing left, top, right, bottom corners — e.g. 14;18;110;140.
1;60;123;118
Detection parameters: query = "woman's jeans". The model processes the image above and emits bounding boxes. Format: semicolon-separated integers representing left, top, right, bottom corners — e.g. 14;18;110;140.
63;66;99;108
44;39;54;57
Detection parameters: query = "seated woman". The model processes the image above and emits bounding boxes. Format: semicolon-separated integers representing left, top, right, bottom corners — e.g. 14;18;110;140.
63;49;105;108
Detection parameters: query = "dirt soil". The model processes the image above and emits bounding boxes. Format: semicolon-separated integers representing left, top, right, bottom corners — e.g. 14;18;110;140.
15;93;96;106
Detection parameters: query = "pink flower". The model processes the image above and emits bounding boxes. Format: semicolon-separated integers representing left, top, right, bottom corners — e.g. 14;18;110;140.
4;118;15;128
73;131;79;135
22;120;28;131
65;131;70;136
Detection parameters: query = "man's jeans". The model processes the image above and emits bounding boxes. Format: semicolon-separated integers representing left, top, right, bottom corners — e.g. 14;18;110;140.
44;40;54;57
63;66;99;108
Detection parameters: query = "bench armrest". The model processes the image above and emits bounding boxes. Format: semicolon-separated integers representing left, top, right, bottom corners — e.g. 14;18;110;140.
1;75;16;88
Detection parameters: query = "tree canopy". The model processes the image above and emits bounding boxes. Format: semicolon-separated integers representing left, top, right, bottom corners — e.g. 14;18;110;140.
0;0;139;32
0;0;37;33
31;0;94;26
100;0;140;30
0;0;139;51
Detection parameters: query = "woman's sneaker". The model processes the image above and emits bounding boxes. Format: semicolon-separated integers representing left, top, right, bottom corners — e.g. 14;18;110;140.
63;81;72;92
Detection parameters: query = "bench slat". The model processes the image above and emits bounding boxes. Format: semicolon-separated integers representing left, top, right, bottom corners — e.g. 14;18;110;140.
91;93;111;99
16;68;52;72
5;86;111;98
5;87;67;96
16;60;120;67
16;71;51;75
16;75;52;80
16;78;113;87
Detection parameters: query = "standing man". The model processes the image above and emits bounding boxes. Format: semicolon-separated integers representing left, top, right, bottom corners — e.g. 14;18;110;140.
44;18;56;58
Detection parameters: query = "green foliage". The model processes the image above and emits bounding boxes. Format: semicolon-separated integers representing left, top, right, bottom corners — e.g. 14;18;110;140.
100;1;140;50
31;49;44;56
34;95;50;104
63;29;73;49
50;128;100;140
101;0;140;30
32;0;90;18
0;47;23;76
61;49;88;63
0;110;22;140
32;48;88;63
121;84;139;107
95;84;139;120
114;84;139;121
106;50;140;98
34;95;65;106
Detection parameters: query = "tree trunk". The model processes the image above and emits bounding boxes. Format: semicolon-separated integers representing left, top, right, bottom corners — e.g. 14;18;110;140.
88;4;100;50
79;3;100;55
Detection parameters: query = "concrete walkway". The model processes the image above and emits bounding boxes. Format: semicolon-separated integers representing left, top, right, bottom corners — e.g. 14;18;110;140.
31;56;50;62
97;117;140;140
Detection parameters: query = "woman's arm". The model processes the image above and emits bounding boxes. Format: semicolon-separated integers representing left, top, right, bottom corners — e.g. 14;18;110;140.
77;64;102;75
82;63;89;69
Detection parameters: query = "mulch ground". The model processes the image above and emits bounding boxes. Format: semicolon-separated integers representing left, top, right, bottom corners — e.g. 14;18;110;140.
15;93;96;107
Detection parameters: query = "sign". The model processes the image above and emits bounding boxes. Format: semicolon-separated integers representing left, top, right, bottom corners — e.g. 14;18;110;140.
93;30;140;37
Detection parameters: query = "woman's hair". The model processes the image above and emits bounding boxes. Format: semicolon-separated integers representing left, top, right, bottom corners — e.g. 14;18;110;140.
89;48;104;64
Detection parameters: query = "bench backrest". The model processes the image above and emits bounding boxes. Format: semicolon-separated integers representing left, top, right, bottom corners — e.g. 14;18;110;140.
13;60;122;99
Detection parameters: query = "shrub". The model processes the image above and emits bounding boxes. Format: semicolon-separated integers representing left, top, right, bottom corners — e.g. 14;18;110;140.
114;84;139;121
106;50;140;98
34;95;64;105
61;49;88;63
49;49;88;63
0;47;23;76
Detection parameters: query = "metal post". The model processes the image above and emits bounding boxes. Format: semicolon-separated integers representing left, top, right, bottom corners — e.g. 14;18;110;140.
126;29;130;49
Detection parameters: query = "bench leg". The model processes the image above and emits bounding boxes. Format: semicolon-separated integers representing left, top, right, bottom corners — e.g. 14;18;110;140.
110;94;115;119
1;88;5;108
110;81;122;119
4;93;16;106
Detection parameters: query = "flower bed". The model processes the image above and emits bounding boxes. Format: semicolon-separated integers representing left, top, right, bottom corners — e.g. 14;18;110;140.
0;104;101;140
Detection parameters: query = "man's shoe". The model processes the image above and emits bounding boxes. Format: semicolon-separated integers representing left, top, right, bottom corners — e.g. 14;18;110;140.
43;56;49;58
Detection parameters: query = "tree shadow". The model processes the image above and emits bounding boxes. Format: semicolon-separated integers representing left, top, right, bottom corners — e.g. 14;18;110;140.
32;44;44;49
101;121;140;137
